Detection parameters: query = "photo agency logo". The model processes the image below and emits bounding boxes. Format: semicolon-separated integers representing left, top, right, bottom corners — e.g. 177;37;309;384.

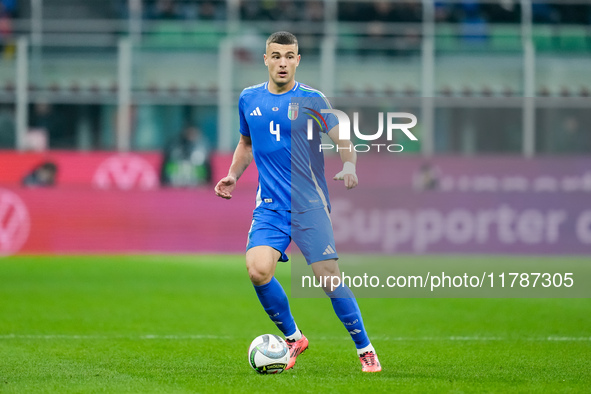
304;108;418;153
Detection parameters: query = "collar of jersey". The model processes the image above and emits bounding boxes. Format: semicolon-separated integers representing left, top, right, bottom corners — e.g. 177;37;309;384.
265;81;299;96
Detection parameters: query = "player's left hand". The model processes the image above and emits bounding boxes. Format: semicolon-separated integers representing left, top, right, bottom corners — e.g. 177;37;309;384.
333;162;358;190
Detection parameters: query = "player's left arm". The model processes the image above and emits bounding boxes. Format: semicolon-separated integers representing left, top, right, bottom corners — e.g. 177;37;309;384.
327;125;358;190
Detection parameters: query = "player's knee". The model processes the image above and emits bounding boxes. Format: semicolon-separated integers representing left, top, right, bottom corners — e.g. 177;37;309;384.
246;261;273;286
312;259;340;278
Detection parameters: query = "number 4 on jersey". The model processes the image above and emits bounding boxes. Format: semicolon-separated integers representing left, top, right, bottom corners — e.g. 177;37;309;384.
269;121;280;141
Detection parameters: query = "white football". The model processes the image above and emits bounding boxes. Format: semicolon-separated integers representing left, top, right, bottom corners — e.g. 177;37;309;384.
248;334;289;374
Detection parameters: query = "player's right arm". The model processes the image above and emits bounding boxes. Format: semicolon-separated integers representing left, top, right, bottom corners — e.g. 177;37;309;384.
215;135;253;199
328;125;358;190
215;90;254;199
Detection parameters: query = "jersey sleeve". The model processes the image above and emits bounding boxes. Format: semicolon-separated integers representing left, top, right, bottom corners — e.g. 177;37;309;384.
238;93;250;137
313;93;338;133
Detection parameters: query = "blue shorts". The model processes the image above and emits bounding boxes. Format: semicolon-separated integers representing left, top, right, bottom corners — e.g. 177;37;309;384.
246;206;338;265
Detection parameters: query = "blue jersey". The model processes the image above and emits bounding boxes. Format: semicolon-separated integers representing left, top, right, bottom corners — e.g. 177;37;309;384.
239;81;338;213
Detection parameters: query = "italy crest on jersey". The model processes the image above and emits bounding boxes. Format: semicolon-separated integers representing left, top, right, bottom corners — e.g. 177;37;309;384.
288;103;299;120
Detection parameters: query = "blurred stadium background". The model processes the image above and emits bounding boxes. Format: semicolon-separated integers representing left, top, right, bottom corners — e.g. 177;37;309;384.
0;1;590;392
0;0;589;255
0;0;590;154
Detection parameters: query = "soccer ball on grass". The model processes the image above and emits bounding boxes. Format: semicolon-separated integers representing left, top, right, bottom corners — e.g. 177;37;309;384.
248;334;289;374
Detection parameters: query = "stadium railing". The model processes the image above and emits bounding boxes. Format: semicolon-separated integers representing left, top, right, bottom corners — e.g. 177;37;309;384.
0;0;589;155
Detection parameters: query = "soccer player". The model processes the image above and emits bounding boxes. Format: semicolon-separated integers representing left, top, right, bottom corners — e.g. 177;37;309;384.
214;31;381;373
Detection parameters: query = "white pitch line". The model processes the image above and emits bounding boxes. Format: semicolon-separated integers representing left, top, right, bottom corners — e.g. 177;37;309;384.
0;334;233;340
0;334;589;341
543;336;591;341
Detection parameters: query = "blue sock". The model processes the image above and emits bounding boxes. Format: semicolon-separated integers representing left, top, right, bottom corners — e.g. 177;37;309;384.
327;284;371;349
254;277;297;337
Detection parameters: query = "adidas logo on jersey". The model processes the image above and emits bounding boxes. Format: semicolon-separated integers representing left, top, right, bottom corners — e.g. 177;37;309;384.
250;107;262;116
322;245;336;255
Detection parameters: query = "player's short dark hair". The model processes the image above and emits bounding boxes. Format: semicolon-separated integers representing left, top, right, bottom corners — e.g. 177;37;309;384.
266;31;298;49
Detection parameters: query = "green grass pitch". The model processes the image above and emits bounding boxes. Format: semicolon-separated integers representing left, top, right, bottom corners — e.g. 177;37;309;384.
0;255;589;393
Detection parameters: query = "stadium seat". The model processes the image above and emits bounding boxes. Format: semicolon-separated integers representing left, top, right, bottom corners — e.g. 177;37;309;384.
558;26;588;52
144;21;223;50
435;25;460;52
490;25;522;52
337;25;360;53
144;21;187;48
187;22;224;50
532;26;556;52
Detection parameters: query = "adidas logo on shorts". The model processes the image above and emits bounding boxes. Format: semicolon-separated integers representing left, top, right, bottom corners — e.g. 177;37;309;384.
322;245;336;255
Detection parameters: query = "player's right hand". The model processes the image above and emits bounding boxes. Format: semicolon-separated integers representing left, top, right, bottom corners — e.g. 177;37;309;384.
215;176;237;199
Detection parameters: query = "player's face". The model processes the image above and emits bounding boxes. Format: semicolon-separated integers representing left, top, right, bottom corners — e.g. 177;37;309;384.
264;43;300;89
